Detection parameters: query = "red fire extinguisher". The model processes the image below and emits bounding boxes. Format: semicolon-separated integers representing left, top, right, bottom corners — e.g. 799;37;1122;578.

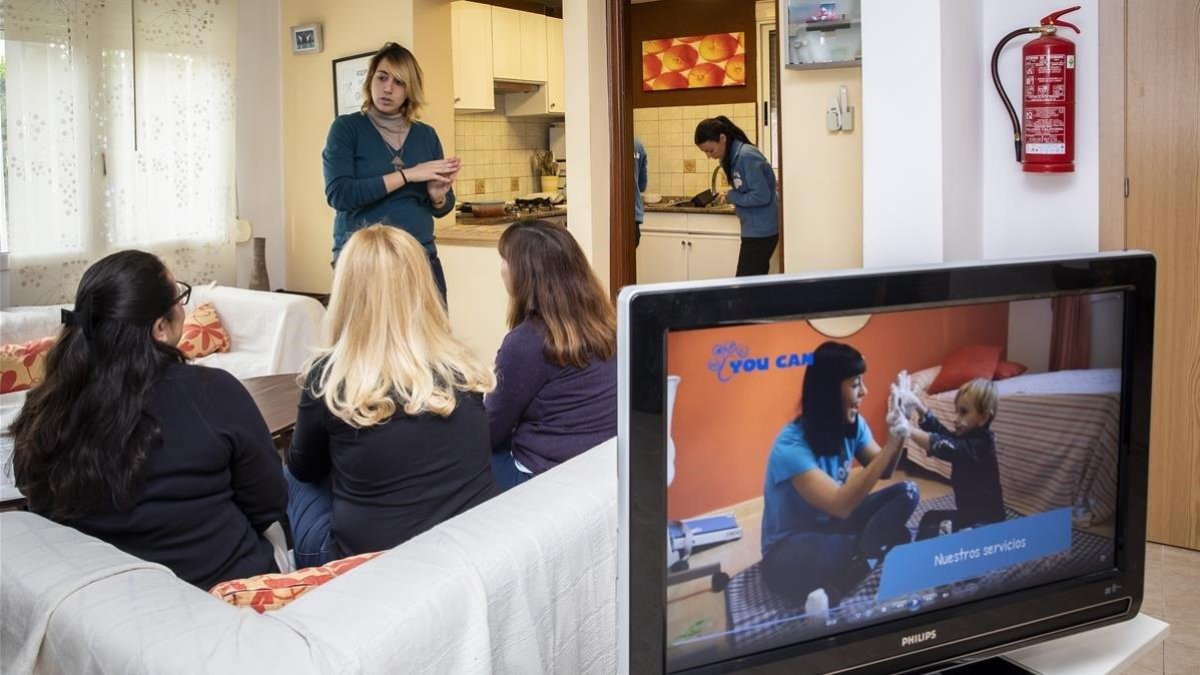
991;6;1081;173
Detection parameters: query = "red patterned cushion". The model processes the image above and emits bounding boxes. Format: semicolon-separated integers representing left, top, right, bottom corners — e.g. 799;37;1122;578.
209;551;383;613
0;337;56;394
993;360;1028;380
178;301;231;359
927;345;1003;394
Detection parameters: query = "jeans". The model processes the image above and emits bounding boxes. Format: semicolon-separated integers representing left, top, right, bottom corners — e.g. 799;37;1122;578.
428;252;448;308
283;466;337;568
761;481;920;605
491;448;532;493
735;234;779;276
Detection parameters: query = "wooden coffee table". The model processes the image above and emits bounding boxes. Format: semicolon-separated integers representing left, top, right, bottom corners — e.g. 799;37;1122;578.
242;373;302;447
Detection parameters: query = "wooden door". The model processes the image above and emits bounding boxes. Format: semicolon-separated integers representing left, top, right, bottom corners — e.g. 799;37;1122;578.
1126;0;1200;550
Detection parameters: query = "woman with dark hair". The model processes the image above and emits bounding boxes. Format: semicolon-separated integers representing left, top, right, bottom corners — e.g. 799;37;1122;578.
694;116;779;276
323;41;459;299
11;251;287;589
487;220;617;490
760;341;918;607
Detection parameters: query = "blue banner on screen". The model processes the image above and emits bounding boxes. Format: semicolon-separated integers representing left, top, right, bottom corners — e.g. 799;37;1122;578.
877;508;1072;600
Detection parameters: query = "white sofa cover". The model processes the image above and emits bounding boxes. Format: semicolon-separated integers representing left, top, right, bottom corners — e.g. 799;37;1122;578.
0;440;618;674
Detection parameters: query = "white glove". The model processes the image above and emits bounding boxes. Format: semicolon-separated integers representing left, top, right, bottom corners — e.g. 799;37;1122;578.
893;371;924;417
886;393;912;440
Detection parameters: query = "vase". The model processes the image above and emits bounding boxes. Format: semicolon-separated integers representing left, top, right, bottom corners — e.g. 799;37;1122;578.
539;175;559;193
249;237;270;291
666;375;681;487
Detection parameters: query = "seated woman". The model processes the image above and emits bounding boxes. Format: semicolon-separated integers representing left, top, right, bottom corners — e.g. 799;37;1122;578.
761;341;919;607
487;220;618;491
285;225;497;567
11;251;287;589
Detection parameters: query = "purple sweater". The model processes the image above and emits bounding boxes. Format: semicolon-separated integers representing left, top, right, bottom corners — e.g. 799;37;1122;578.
486;319;617;474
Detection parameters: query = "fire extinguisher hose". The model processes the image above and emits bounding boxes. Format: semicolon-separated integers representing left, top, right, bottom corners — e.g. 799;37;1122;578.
991;27;1040;163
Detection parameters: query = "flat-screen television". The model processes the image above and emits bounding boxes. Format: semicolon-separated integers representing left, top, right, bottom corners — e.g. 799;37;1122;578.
617;253;1154;674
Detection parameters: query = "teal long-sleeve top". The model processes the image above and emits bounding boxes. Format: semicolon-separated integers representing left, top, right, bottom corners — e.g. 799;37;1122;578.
323;112;456;261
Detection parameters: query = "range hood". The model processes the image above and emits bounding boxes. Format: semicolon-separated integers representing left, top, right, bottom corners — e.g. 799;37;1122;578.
493;80;539;94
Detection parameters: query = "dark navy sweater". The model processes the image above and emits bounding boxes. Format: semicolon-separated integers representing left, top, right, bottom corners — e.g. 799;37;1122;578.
485;320;617;475
919;411;1006;527
323;112;456;260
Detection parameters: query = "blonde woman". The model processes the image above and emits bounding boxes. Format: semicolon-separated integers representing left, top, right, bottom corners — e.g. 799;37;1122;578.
284;225;496;567
322;42;459;299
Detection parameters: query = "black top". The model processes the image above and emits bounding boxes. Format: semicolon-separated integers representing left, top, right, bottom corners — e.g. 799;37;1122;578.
59;364;287;590
285;372;497;559
920;411;1006;527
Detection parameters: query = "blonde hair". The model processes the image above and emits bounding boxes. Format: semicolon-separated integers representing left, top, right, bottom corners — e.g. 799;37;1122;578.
956;378;999;423
361;42;427;122
302;225;493;427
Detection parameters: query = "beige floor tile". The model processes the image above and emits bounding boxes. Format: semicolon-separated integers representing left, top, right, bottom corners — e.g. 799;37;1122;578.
1163;642;1200;675
1120;642;1165;675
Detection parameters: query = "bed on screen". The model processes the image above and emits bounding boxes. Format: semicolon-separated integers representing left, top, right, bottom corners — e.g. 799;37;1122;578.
903;367;1121;526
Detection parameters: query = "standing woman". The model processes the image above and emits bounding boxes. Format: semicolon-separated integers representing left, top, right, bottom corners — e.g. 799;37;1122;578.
694;116;779;276
323;42;459;299
11;251;287;589
487;220;618;491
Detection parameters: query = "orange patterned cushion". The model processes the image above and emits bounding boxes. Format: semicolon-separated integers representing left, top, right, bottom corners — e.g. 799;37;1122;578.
178;301;231;359
209;551;383;613
0;337;56;394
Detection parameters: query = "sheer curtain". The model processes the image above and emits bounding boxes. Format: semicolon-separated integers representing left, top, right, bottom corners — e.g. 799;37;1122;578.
1;0;237;307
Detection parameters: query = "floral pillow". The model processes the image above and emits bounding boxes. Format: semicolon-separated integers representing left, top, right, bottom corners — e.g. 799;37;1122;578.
0;337;56;394
178;301;231;359
209;551;383;613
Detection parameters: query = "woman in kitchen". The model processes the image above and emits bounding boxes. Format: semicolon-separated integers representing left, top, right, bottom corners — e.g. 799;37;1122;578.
694;116;779;276
322;41;459;300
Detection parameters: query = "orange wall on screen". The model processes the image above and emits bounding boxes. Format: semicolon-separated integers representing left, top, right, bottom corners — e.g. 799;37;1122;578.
665;304;1009;520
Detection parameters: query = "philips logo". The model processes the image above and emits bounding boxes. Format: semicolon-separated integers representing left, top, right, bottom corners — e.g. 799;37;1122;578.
901;630;937;648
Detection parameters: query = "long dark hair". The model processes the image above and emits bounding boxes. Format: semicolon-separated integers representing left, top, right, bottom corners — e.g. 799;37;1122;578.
11;251;186;519
694;115;753;179
799;341;867;458
498;220;616;368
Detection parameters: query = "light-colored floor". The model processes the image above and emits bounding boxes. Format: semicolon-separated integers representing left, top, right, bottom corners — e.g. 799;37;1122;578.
667;466;1199;673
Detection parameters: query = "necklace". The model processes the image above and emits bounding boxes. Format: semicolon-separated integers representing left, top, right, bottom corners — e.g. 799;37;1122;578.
366;114;411;171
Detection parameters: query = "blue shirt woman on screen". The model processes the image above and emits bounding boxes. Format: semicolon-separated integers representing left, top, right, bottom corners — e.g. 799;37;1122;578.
323;42;459;300
760;341;919;607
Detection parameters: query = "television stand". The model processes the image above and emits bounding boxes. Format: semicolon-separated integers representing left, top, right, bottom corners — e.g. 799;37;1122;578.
932;613;1168;674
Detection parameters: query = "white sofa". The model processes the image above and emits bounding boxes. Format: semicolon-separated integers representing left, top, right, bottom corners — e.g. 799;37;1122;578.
0;441;618;674
1;285;326;502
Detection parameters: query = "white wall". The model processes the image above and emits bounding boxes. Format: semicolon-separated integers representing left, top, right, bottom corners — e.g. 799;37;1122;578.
1089;292;1123;369
235;0;286;290
563;0;611;288
863;0;1101;267
1008;298;1053;373
861;0;943;268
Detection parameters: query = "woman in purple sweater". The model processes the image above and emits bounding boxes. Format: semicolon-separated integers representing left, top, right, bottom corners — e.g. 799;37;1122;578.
488;220;618;491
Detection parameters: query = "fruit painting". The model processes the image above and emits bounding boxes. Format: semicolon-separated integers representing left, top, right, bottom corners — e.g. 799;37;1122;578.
642;32;746;91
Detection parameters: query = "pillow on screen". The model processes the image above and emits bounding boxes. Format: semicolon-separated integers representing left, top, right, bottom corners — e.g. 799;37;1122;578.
178;302;231;359
927;345;1003;394
209;550;383;613
0;337;56;394
908;366;942;395
993;360;1028;380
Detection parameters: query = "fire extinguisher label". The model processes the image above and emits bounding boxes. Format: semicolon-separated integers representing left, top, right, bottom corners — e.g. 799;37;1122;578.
1067;55;1075;69
1025;106;1067;154
1024;54;1068;103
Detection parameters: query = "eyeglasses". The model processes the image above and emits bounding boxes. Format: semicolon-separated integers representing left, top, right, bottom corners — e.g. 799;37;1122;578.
175;280;192;306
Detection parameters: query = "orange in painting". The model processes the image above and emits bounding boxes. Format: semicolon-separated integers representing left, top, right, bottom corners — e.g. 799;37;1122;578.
643;54;663;81
661;43;699;72
650;71;689;90
677;35;703;43
643;39;673;55
724;54;746;83
698;33;739;63
688;62;726;88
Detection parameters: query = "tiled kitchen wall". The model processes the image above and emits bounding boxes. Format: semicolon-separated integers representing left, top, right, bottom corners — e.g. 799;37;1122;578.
633;103;758;196
453;112;553;202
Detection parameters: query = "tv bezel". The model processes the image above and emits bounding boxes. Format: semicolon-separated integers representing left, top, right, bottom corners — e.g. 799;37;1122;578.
617;252;1155;675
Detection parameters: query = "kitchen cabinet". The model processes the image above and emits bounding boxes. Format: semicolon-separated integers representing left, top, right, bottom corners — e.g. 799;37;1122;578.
504;17;565;117
636;232;690;284
451;2;495;111
636;212;780;282
492;7;546;83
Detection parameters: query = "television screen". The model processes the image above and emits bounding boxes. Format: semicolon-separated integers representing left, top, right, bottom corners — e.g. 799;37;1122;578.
618;254;1154;674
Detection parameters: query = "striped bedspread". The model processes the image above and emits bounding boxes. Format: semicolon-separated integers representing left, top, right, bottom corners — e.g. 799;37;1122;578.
904;369;1121;525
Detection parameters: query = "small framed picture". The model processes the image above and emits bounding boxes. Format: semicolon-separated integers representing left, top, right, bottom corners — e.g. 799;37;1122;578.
290;24;323;54
332;51;376;118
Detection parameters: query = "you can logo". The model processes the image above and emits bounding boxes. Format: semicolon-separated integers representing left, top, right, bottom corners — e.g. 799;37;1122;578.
900;630;938;648
706;342;814;383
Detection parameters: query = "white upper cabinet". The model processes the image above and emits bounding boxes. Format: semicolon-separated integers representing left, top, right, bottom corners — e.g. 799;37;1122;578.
492;6;546;83
451;2;495;111
545;17;565;114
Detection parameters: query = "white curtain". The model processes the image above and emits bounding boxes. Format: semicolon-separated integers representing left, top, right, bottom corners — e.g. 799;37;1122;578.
1;0;237;307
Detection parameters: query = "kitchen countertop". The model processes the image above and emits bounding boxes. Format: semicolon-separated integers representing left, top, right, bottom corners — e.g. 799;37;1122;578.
644;195;736;215
437;207;568;245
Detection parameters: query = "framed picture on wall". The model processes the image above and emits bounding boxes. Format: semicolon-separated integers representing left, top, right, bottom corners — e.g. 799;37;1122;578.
332;51;375;118
290;24;323;54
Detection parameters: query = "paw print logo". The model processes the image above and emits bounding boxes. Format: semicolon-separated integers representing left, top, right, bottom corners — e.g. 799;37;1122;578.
707;342;749;383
